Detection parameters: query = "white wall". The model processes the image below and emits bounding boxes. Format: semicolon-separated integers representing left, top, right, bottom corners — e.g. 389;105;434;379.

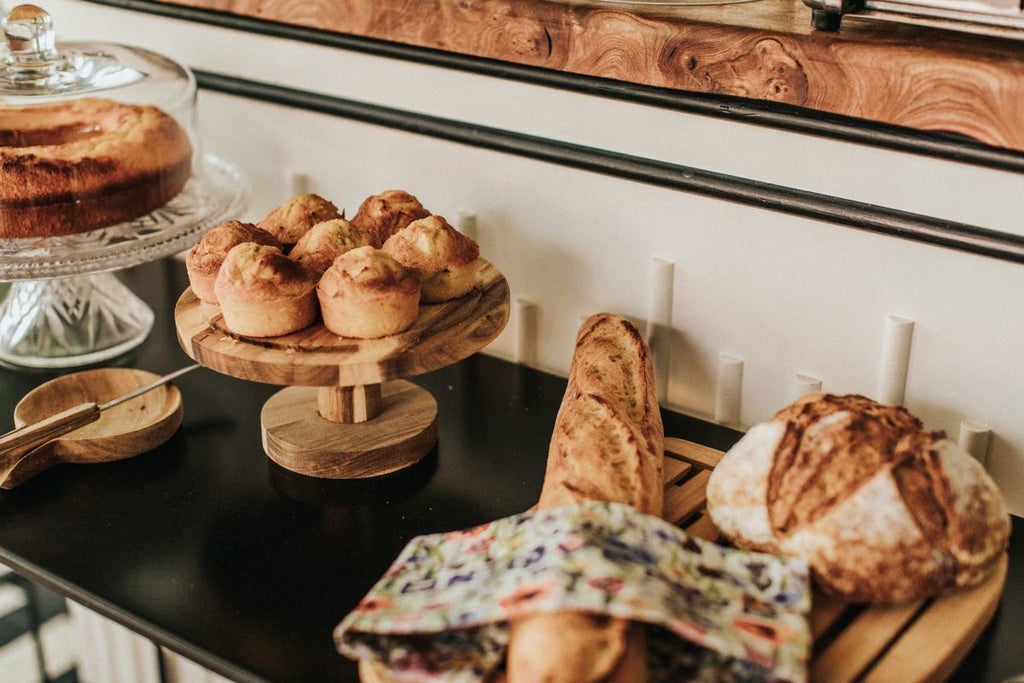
48;0;1024;515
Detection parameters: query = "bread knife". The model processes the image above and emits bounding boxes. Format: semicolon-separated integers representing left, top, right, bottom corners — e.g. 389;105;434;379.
0;364;200;461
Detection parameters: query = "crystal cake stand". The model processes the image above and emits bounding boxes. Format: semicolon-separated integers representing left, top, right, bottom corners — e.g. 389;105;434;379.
0;155;248;368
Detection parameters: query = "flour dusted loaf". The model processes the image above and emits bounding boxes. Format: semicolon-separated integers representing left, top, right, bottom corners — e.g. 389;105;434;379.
706;393;1010;603
506;313;664;683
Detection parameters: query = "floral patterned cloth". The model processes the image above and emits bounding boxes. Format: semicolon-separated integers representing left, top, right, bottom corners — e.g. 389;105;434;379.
335;502;811;683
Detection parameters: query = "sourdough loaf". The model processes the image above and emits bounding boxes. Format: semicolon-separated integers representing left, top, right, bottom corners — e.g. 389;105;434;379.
506;313;664;683
706;393;1009;603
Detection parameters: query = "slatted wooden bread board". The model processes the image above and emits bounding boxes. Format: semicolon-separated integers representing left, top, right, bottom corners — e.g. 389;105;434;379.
663;437;1007;683
360;436;1007;683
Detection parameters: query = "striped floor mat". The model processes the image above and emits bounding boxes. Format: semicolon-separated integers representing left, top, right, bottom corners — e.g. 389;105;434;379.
0;567;79;683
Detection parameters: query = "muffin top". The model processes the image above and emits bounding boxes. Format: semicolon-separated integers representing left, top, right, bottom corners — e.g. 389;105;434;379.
215;243;316;300
258;193;342;246
318;245;420;298
290;218;372;275
381;215;480;275
350;190;431;247
188;220;282;271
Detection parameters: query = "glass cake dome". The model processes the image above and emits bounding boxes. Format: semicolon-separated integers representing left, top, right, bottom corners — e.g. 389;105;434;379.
0;3;248;368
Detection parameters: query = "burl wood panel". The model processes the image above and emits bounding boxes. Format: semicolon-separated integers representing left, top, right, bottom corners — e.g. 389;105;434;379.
160;0;1024;153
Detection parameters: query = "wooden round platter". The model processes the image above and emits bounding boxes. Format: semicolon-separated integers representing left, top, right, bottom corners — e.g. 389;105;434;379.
174;259;510;479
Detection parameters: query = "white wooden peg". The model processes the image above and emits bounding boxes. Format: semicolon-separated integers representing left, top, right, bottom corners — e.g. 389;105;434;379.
877;315;914;406
513;298;538;367
456;210;478;240
958;421;992;465
645;257;674;403
792;373;822;401
289;171;310;196
715;353;743;426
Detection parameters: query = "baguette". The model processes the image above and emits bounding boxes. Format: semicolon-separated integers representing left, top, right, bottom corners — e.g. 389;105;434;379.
506;313;664;683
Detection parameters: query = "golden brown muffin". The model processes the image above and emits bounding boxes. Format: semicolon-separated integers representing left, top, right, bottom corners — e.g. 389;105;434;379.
214;243;318;337
258;193;342;249
380;214;481;303
289;218;373;276
316;246;420;339
186;220;283;303
349;189;431;248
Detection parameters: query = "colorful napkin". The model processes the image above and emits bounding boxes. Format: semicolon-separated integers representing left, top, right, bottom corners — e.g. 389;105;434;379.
335;501;811;682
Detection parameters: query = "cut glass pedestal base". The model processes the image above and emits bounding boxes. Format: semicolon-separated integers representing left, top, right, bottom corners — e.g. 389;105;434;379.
0;272;154;369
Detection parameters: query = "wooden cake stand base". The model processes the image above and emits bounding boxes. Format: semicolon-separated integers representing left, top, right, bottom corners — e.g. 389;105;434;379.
175;259;509;480
261;381;438;479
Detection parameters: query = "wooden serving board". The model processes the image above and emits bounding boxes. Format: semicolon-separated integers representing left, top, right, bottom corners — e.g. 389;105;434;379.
359;436;1008;682
174;259;510;388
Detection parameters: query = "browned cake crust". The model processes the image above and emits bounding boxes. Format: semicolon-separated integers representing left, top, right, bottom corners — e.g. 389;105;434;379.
0;97;193;239
381;215;481;303
258;193;342;248
507;313;664;683
350;189;431;248
186;221;282;303
706;393;1010;603
289;218;372;276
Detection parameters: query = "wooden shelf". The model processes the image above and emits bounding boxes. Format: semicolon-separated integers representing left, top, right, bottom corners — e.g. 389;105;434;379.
159;0;1024;154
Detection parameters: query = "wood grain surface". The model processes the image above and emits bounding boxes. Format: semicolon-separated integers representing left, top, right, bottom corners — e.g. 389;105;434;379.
174;259;510;388
261;380;437;478
161;0;1024;152
356;436;1007;683
6;368;184;487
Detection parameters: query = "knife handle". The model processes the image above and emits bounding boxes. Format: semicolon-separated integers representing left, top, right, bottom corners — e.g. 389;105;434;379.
0;403;102;464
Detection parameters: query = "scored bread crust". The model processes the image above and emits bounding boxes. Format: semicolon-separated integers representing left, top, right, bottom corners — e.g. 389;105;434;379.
706;393;1010;603
506;313;664;683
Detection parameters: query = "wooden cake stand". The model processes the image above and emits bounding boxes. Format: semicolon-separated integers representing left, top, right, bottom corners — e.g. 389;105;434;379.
174;260;509;479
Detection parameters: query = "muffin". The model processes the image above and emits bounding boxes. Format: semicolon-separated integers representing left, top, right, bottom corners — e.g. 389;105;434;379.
317;246;420;339
258;193;342;249
381;214;481;303
185;220;283;304
289;218;372;276
350;190;431;248
214;243;318;337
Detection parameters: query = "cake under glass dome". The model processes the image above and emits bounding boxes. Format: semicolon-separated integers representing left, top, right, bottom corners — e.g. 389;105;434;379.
0;4;248;368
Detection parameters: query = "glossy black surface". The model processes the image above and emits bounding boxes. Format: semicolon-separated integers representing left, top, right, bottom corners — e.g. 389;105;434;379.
0;258;1020;683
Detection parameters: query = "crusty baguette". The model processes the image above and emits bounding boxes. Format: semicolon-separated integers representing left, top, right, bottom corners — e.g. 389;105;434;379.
506;313;664;683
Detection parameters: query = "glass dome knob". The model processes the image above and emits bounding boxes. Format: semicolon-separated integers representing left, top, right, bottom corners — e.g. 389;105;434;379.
3;4;58;64
0;3;145;95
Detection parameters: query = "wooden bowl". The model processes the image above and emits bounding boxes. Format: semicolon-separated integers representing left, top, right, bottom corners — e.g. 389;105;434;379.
13;367;184;466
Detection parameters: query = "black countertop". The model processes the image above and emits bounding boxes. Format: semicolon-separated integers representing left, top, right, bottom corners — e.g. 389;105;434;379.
0;258;1020;683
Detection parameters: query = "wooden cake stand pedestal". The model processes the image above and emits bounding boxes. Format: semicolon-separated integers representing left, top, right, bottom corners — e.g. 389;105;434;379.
174;260;509;479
